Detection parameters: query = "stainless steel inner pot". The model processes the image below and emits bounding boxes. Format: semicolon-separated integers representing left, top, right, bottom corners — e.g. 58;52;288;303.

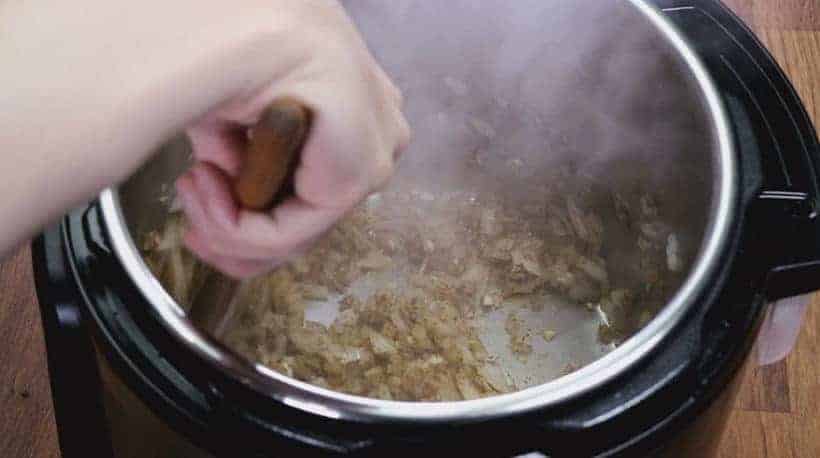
99;0;735;422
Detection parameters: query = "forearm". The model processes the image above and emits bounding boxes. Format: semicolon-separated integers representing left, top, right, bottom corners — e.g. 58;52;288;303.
0;0;307;257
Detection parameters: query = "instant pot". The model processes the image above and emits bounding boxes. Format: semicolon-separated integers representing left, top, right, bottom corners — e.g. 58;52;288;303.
32;1;818;457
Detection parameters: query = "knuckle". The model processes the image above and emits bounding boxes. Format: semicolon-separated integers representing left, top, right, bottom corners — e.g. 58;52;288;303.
375;69;403;107
390;84;404;107
397;117;412;147
371;157;396;189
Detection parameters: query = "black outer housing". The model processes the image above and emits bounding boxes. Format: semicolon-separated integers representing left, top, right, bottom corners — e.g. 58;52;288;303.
32;1;819;457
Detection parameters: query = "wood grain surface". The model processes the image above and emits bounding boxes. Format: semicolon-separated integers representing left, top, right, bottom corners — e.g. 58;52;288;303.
0;247;59;458
718;1;820;456
0;1;817;457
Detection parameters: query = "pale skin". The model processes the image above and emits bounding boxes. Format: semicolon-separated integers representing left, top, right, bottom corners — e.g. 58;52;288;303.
0;0;808;375
0;0;410;278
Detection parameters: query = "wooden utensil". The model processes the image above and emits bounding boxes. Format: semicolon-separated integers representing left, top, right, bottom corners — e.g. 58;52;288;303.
187;98;312;336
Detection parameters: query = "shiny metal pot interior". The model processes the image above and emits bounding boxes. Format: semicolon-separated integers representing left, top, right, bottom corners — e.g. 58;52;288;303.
99;0;735;422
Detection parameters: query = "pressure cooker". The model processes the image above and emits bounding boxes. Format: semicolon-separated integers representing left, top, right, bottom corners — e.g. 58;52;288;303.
33;0;819;456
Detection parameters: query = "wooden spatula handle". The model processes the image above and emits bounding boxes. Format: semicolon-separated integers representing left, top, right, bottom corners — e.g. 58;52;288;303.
234;98;313;211
188;98;312;336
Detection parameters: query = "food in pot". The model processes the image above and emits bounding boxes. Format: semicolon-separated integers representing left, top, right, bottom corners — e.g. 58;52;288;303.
143;166;687;401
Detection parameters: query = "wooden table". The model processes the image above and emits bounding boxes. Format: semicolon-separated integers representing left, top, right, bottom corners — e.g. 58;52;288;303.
1;1;817;457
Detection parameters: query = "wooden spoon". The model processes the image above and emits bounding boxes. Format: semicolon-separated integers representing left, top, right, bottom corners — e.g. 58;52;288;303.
187;98;312;336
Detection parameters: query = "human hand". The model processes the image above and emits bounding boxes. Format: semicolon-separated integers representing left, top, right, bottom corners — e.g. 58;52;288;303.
0;0;407;265
174;1;410;278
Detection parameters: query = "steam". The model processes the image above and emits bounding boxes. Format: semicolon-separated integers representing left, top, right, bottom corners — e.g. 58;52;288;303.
341;0;715;247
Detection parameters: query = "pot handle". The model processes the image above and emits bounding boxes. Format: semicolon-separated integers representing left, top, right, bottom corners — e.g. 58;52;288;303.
757;295;810;366
657;2;820;299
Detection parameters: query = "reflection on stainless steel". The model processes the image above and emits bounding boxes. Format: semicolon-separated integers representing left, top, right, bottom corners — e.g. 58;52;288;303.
99;0;736;422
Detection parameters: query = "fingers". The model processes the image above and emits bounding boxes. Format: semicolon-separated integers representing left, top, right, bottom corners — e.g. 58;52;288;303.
288;104;374;208
172;14;411;279
232;197;344;255
394;110;412;160
175;163;237;237
178;102;408;279
186;119;245;177
175;165;255;259
184;228;276;278
176;162;344;277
